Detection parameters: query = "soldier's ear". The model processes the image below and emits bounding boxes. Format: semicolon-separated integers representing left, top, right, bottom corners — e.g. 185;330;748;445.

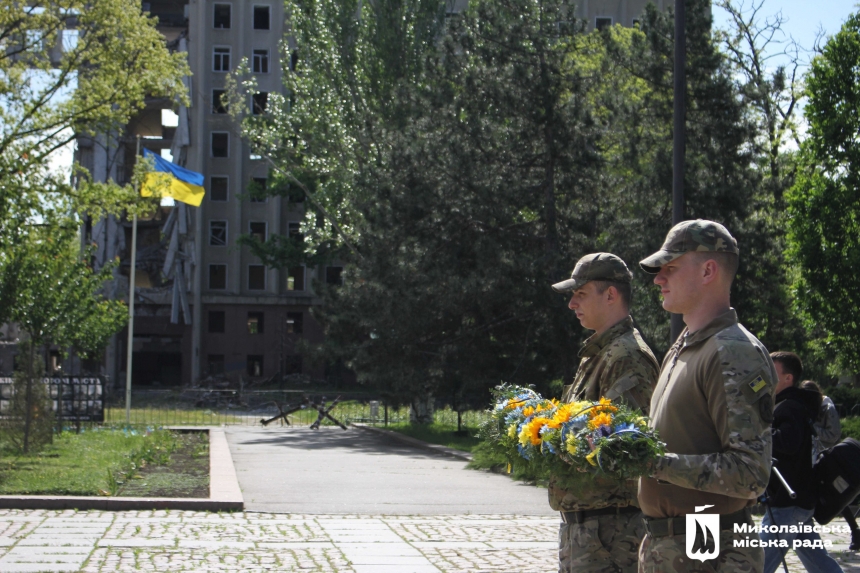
605;285;619;304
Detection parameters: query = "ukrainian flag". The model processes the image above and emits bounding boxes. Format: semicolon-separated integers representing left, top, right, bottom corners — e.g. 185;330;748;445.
141;149;205;207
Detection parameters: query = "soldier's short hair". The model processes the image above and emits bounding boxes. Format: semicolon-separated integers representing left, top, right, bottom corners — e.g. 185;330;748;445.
771;351;803;386
592;280;631;308
690;251;739;283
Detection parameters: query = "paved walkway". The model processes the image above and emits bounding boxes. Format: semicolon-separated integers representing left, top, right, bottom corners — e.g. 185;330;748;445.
0;509;859;572
225;427;554;515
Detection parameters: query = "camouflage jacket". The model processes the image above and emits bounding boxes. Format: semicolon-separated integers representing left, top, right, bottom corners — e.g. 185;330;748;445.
549;316;659;511
638;309;777;518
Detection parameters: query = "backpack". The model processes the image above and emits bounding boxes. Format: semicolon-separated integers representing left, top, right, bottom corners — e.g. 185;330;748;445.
812;437;860;525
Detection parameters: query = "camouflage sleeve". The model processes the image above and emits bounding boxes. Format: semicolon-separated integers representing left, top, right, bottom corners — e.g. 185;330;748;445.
601;351;658;415
651;339;774;499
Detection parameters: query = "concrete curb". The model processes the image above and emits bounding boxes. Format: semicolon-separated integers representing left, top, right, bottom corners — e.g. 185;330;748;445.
351;423;474;462
0;427;244;511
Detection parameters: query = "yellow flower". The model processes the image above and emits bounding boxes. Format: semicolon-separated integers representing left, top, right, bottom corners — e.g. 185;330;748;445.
588;412;613;430
586;447;600;466
522;406;535;417
565;434;578;455
519;417;550;446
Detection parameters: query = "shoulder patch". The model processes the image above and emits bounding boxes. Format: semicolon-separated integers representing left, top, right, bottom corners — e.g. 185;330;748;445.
748;375;767;394
738;370;771;404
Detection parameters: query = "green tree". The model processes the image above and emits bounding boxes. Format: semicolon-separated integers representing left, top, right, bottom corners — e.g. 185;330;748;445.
9;224;126;452
311;0;608;421
787;12;860;373
594;0;764;355
0;0;188;323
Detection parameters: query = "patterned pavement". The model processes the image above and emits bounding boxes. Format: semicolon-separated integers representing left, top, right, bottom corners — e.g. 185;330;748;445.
1;509;859;572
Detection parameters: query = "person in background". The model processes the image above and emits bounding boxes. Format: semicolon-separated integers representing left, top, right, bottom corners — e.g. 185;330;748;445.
760;353;843;573
801;379;859;551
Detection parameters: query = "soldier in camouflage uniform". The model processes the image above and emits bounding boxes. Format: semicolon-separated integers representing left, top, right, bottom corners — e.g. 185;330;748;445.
636;220;777;573
550;253;659;573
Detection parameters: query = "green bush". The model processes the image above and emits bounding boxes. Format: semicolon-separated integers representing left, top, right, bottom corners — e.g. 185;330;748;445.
840;417;860;441
825;385;860;417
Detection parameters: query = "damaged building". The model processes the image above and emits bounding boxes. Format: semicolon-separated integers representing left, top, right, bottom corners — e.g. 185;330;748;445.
79;0;340;391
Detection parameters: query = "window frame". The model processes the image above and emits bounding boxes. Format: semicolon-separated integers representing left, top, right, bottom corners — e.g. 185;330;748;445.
213;3;231;29
249;177;268;203
252;5;271;30
209;220;228;247
252;92;268;115
208;263;228;290
595;17;613;31
247;311;265;334
249;221;267;243
210;176;228;202
287;265;305;291
212;89;228;114
248;264;266;291
211;131;229;158
213;45;231;72
252;49;270;74
247;355;264;377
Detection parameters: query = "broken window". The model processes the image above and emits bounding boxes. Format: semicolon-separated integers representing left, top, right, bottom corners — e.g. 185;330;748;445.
209;264;227;290
250;177;267;202
249;221;266;242
213;46;231;72
212;89;227;114
286;312;303;334
326;266;343;285
252;49;269;74
210;176;228;201
208;311;226;333
211;132;229;157
208;354;225;375
209;220;227;246
247;355;264;377
247;312;264;334
214;4;231;28
248;265;266;290
252;92;268;115
253;5;270;30
287;266;304;291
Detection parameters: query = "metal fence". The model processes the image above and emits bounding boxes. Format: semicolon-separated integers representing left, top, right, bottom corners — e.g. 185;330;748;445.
101;390;491;429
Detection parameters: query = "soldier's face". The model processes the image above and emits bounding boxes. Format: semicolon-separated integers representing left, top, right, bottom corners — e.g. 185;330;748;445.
568;282;609;331
653;253;701;315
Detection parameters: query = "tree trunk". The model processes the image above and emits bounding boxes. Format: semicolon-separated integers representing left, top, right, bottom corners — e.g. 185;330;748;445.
23;341;34;454
409;391;434;425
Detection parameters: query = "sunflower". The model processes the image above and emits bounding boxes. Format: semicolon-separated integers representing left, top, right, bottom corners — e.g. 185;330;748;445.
588;412;614;431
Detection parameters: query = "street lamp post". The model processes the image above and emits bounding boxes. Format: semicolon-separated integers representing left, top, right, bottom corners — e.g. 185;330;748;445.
670;0;686;344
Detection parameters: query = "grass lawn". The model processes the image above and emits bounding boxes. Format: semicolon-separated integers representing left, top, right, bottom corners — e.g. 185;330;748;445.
384;422;482;452
0;428;206;497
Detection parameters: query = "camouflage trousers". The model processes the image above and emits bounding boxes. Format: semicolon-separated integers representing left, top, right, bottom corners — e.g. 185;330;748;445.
638;529;763;573
559;511;645;573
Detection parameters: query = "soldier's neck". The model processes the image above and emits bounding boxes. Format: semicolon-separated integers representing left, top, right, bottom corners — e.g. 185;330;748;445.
683;296;731;334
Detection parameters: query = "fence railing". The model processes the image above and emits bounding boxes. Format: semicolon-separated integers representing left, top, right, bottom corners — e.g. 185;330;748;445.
101;390;491;429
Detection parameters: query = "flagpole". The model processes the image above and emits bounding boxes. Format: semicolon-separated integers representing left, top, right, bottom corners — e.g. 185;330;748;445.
125;136;141;425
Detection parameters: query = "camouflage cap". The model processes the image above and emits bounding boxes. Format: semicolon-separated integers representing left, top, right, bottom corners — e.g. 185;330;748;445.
639;219;739;274
551;253;633;293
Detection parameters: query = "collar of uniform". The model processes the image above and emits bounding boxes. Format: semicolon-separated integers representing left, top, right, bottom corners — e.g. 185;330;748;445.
578;315;634;358
681;308;738;349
